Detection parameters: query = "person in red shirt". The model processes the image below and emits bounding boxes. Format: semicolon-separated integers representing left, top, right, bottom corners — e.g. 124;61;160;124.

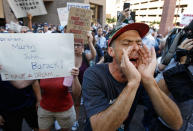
33;68;79;131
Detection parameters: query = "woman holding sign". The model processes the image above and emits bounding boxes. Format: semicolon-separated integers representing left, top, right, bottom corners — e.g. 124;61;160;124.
32;31;96;131
71;31;96;130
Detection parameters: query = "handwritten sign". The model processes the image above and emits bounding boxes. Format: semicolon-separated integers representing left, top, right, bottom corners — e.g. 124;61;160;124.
7;0;47;18
180;14;193;27
67;7;92;44
67;2;90;11
0;0;4;18
0;33;75;80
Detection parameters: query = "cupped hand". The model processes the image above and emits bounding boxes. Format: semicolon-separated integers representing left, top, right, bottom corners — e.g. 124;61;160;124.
120;46;141;83
137;45;156;80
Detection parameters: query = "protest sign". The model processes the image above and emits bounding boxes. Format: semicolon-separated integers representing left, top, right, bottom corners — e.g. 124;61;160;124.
57;7;68;26
6;21;22;33
7;0;47;18
67;2;90;11
0;0;4;18
57;3;90;27
180;14;193;27
0;33;75;80
67;7;92;44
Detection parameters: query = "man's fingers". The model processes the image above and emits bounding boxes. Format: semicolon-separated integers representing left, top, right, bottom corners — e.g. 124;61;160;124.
183;41;193;50
139;45;150;64
121;49;126;67
179;38;193;48
139;45;147;59
143;44;149;57
187;44;193;50
139;50;146;64
138;52;143;65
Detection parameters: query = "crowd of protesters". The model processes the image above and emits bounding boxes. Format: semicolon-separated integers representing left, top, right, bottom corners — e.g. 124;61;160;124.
0;8;193;131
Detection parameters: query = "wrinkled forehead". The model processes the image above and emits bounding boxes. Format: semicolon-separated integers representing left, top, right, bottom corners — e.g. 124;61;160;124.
116;30;141;40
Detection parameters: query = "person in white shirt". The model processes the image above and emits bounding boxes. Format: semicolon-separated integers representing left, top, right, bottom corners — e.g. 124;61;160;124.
95;27;107;50
43;23;52;34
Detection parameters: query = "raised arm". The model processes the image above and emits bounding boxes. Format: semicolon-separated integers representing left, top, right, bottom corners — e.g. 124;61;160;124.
27;13;33;30
138;45;182;130
85;32;96;61
116;8;130;27
71;67;81;102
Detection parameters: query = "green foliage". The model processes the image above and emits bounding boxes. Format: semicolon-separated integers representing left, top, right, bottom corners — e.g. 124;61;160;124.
106;17;116;24
150;21;160;26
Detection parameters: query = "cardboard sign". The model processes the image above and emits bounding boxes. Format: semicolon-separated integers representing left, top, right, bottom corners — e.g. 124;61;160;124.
0;0;4;18
180;14;193;27
67;7;92;44
7;0;47;18
0;33;75;80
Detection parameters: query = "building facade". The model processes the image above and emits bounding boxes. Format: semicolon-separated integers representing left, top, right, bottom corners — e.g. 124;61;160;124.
0;0;106;27
126;0;192;25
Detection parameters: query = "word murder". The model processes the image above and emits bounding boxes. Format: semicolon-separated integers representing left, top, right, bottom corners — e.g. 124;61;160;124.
11;43;36;52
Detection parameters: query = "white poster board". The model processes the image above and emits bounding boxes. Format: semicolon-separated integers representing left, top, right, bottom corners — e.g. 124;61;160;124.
67;2;90;11
6;21;22;33
0;33;74;80
7;0;47;18
57;7;68;26
57;3;90;26
180;14;193;27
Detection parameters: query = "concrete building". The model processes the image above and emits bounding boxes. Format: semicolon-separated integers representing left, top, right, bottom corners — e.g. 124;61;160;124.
125;0;192;25
0;0;106;27
106;0;192;35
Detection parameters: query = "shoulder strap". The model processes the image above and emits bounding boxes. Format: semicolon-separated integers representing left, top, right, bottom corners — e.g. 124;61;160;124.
161;31;182;65
82;52;89;66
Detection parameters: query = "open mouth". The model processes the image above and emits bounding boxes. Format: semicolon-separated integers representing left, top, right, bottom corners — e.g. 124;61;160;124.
129;58;138;66
130;58;137;62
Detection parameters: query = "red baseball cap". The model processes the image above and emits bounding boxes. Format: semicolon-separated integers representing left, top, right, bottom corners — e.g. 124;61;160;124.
108;23;149;46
